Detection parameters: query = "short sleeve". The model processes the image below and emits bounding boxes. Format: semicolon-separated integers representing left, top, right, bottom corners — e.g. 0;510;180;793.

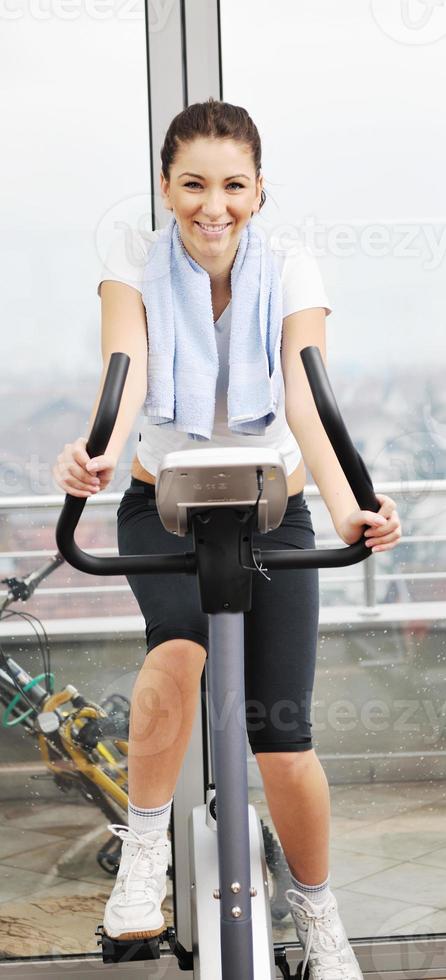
274;238;332;319
97;229;159;298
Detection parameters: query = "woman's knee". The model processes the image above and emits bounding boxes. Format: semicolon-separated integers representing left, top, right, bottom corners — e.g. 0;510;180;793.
143;638;207;689
255;746;316;776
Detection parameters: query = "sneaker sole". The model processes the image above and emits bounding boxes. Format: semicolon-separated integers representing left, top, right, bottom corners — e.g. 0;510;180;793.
104;922;165;941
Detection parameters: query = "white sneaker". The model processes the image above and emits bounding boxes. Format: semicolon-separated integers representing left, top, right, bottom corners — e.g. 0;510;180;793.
103;823;171;941
285;887;363;979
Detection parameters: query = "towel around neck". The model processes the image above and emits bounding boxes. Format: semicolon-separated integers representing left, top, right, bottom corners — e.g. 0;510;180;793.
141;214;284;441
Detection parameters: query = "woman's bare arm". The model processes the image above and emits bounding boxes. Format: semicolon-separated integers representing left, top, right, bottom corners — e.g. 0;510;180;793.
281;306;358;534
53;280;148;497
87;280;149;461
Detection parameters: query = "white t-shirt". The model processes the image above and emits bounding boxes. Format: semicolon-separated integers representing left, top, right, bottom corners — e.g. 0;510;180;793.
97;227;332;477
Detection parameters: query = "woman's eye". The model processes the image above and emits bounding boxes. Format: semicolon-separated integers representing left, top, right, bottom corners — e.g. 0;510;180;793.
183;181;243;190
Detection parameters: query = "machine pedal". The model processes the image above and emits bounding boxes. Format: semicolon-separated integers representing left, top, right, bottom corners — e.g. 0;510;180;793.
95;924;194;969
95;923;165;963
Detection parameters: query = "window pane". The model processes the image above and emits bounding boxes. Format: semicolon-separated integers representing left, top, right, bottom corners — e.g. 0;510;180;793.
220;0;446;946
0;5;154;959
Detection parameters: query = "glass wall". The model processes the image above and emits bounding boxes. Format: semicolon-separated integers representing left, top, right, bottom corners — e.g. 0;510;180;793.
0;1;153;961
220;0;446;956
1;4;151;496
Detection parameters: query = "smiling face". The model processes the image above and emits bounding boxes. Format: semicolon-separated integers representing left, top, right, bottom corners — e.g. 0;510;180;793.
160;136;263;286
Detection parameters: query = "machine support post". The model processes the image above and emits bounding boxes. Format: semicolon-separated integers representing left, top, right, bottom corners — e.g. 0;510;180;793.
208;611;255;980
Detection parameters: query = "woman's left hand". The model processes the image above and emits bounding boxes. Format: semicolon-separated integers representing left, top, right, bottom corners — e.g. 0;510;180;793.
337;493;402;552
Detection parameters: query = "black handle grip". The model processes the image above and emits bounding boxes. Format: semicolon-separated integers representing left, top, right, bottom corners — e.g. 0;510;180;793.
300;346;380;514
85;352;131;460
55;353;130;567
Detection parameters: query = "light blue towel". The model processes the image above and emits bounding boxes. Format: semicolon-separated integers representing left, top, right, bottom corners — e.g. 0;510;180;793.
141;214;283;441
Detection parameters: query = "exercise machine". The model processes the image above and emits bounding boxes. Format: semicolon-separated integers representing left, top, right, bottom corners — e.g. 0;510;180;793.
56;347;380;979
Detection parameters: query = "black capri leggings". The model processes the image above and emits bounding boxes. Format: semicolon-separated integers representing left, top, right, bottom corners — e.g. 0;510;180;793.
117;477;319;755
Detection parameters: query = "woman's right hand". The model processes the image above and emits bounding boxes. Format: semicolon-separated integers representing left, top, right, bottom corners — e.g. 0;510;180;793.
52;436;118;498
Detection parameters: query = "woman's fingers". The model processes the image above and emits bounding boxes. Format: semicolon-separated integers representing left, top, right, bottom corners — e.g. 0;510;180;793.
365;527;401;546
362;496;402;552
53;441;101;495
365;527;402;552
364;511;400;536
70;459;99;483
52;437;118;498
375;493;397;511
62;460;99;488
58;474;100;495
85;454;116;475
361;512;387;527
60;484;99;498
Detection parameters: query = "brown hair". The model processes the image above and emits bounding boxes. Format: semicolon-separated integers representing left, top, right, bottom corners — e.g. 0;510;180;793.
160;97;266;211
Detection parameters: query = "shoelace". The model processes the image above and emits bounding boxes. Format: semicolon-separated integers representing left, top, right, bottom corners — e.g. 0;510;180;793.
107;823;169;905
285;888;348;980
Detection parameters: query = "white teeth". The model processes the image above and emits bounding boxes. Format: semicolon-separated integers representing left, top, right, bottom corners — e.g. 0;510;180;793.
197;222;230;231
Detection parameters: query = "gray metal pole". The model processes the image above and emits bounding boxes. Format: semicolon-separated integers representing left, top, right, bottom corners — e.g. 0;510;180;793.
207;611;254;980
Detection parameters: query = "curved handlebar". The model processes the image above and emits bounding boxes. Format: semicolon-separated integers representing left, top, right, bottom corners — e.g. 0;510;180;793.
300;348;377;513
86;352;131;461
56;349;380;574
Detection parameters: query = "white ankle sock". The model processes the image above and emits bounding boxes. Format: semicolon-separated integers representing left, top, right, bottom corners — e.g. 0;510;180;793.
127;797;173;836
290;872;331;906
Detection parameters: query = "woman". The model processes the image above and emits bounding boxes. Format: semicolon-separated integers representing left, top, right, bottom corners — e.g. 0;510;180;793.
53;98;401;978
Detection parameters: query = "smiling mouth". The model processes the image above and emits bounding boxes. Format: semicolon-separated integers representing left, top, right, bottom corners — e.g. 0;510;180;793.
194;221;232;231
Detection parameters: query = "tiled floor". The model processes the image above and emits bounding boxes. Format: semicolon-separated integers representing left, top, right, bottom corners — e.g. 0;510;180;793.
0;779;445;959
